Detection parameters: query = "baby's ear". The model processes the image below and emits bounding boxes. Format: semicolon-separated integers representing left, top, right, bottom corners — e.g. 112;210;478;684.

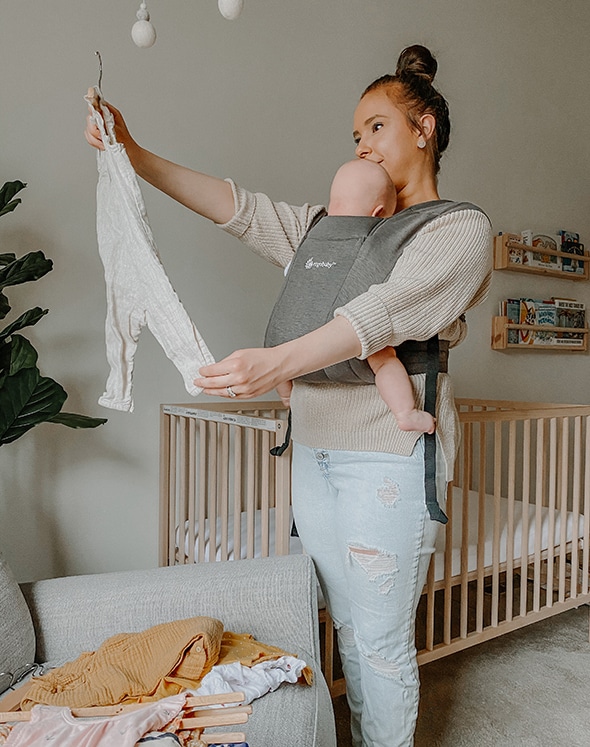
371;204;385;217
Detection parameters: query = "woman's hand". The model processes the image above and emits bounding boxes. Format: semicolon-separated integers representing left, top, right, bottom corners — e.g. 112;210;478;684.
84;102;139;159
195;316;363;399
195;347;290;399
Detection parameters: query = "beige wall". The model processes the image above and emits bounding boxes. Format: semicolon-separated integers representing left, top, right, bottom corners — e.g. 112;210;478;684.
1;0;589;581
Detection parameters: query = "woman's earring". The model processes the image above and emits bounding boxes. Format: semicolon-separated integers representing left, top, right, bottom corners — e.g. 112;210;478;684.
417;137;427;149
132;1;157;47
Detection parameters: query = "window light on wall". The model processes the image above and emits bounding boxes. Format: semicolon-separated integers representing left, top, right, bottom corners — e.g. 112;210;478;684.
132;0;244;47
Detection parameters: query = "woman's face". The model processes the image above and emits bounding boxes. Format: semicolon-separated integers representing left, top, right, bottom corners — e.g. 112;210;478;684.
352;89;420;191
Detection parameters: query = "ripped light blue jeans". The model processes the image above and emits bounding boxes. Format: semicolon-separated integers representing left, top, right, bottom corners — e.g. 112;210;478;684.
292;438;446;747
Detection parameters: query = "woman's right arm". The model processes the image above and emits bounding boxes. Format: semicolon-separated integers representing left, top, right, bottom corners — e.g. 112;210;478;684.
85;103;235;225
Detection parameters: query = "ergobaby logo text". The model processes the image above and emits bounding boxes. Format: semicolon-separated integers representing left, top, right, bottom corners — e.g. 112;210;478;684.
305;257;337;269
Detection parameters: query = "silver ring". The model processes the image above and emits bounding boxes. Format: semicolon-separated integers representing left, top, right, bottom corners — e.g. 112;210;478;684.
226;385;237;398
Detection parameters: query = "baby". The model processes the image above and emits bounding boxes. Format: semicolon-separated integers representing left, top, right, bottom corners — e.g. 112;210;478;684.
277;159;436;434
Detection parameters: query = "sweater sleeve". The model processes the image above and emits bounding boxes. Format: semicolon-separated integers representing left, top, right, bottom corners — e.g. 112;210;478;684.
216;179;326;268
334;209;492;357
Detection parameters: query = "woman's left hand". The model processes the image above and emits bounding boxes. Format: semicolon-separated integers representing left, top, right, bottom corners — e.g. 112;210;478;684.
195;315;363;399
195;347;288;399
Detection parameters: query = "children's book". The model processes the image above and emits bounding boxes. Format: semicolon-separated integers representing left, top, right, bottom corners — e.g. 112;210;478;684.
558;230;585;275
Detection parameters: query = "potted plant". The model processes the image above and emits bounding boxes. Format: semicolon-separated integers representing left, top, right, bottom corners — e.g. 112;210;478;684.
0;180;106;445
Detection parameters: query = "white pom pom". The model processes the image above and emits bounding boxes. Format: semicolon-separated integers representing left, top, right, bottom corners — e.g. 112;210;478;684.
132;19;156;47
218;0;244;21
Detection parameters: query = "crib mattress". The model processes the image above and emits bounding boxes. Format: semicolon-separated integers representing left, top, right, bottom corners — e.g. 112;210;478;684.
432;487;586;582
179;488;586;585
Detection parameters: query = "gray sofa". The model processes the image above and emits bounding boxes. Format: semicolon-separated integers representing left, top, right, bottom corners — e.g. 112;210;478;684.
0;552;336;746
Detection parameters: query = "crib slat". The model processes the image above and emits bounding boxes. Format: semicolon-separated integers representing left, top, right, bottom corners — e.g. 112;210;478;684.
168;415;179;567
274;418;291;556
558;417;569;603
159;408;172;566
583;417;590;596
187;418;196;565
233;425;243;561
545;418;558;606
261;430;270;557
246;428;256;559
476;421;486;634
197;420;207;563
490;421;502;628
459;421;472;639
178;417;189;566
219;423;230;562
206;422;218;563
505;420;516;622
571;416;582;599
520;420;531;617
532;419;545;613
443;478;453;645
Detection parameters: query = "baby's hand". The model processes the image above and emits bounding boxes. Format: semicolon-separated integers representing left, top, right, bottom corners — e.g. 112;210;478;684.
276;380;293;408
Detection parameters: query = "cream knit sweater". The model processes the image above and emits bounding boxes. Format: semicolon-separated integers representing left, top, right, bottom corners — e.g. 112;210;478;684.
218;180;492;477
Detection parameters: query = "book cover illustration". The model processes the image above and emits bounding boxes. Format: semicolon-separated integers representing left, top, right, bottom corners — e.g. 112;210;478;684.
558;230;585;274
529;234;560;270
503;297;585;347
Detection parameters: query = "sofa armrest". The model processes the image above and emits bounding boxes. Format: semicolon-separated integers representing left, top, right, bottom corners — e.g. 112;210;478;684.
20;555;321;667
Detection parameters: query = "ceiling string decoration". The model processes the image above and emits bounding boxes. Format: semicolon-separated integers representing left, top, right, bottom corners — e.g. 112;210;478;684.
132;0;244;48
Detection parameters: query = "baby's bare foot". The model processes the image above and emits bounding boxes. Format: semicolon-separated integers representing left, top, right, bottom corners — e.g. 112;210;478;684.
395;410;436;434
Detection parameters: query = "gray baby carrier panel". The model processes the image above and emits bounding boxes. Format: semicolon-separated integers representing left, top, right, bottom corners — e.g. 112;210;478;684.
264;199;483;383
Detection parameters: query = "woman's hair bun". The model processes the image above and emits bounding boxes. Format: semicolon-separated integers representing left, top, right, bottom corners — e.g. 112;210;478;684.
395;44;437;83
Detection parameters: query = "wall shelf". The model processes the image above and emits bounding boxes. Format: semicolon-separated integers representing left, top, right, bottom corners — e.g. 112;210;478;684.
494;234;589;281
492;316;588;351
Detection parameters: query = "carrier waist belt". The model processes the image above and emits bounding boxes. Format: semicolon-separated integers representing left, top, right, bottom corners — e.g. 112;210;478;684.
394;339;449;375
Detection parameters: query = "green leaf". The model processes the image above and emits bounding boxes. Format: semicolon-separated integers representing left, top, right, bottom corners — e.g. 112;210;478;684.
0;199;22;219
0;307;48;341
8;335;38;375
0;251;53;291
0;181;26;214
0;292;9;320
49;412;107;429
0;254;17;267
0;367;66;445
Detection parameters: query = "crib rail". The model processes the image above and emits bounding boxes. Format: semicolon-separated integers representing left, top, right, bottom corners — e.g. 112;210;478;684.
417;399;590;663
160;402;291;567
160;399;590;683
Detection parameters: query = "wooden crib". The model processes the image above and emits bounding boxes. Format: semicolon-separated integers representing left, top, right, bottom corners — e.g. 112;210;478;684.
159;399;590;697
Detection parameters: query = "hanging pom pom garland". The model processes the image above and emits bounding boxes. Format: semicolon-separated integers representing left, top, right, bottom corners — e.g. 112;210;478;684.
132;2;157;47
218;0;244;21
130;1;244;48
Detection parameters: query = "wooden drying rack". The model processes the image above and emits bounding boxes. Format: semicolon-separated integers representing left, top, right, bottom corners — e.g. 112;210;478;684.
0;684;250;745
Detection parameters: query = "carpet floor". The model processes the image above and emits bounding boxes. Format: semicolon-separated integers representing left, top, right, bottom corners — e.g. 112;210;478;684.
332;604;590;746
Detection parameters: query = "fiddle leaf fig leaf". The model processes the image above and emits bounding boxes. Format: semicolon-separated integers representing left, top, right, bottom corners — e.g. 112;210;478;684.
0;367;67;445
0;254;17;267
0;251;53;290
0;199;22;219
8;335;38;375
0;291;9;320
0;307;48;341
49;412;107;429
0;181;26;217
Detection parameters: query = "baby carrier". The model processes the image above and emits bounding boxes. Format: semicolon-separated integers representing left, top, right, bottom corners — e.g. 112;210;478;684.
265;199;486;524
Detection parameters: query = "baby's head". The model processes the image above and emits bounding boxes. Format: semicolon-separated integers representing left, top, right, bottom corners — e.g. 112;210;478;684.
327;159;397;218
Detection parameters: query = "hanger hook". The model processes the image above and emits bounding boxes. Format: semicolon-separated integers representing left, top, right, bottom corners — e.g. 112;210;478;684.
95;51;103;91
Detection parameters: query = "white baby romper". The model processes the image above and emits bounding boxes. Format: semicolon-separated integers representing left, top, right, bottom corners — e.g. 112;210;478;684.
87;88;215;412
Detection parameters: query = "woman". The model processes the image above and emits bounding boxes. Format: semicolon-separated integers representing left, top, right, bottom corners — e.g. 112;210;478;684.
86;45;491;747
